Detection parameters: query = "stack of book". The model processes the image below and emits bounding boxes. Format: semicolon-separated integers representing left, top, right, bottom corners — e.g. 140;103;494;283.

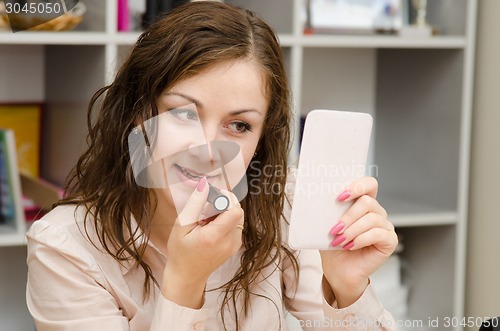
118;0;190;32
0;129;23;226
118;0;224;32
1;104;62;226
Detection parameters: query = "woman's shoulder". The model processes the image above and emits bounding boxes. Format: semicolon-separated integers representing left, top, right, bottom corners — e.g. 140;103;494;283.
26;204;99;257
27;204;87;237
26;204;127;291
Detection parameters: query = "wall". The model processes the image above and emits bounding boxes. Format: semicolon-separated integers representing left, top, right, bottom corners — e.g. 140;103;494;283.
465;0;500;328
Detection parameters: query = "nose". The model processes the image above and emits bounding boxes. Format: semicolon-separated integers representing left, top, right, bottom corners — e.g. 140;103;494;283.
187;122;223;166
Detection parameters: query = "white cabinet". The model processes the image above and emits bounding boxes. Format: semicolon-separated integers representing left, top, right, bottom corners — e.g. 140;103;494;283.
0;1;477;329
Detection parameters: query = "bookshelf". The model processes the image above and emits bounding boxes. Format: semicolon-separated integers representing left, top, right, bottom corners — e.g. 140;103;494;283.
0;0;477;330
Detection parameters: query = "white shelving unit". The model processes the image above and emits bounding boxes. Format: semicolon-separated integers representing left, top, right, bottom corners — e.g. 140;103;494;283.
0;0;477;330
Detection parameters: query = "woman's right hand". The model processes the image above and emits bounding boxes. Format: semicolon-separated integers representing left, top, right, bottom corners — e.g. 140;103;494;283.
161;177;244;309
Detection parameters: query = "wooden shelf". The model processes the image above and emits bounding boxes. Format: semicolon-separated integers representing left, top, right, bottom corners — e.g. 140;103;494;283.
113;32;298;47
391;212;458;227
299;35;467;49
380;195;459;227
0;31;109;45
0;225;25;246
21;31;464;49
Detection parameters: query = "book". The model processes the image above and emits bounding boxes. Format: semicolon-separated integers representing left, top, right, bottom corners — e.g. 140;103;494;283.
0;129;24;227
142;0;189;28
0;104;42;178
0;131;12;224
117;0;130;31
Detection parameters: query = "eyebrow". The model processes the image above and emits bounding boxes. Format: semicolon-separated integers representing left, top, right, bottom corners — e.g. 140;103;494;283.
165;91;263;116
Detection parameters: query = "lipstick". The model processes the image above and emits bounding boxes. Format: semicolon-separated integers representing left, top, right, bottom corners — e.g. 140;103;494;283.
207;183;230;211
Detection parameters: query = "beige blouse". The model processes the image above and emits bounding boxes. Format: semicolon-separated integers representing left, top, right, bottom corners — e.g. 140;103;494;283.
26;170;396;331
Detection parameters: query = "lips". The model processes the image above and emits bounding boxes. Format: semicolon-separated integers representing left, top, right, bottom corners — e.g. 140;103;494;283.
174;164;220;180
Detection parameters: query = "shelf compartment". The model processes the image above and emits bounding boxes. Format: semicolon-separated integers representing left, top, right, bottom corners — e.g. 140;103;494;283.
397;225;457;323
424;0;468;36
113;0;295;35
226;0;293;35
375;49;463;216
300;48;377;116
0;45;44;101
42;45;106;186
0;0;105;36
0;246;33;328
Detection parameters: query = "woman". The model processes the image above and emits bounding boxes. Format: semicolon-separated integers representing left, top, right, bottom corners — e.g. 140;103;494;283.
26;2;398;330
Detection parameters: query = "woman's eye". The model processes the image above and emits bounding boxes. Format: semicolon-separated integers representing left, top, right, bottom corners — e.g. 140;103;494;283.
227;121;252;134
169;108;199;121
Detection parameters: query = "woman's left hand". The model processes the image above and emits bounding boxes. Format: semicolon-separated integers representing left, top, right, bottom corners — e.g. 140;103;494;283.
319;177;398;308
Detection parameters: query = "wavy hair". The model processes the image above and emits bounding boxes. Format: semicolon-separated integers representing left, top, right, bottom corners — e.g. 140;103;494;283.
56;2;298;329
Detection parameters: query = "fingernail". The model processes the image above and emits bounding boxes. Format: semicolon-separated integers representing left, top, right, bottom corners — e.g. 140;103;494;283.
196;177;207;192
330;222;344;236
337;190;351;202
331;234;346;247
343;240;355;250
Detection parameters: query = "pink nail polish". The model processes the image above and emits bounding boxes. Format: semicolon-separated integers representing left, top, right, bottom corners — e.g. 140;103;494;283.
337;190;351;202
330;222;344;236
343;240;354;250
331;234;346;247
196;177;207;192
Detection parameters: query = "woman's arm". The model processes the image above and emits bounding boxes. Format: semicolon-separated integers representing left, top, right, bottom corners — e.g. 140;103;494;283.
160;182;244;310
283;168;398;330
319;177;398;308
26;218;211;331
282;248;397;330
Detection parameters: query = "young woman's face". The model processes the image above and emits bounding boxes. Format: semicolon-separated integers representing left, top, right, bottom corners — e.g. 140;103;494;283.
147;59;268;220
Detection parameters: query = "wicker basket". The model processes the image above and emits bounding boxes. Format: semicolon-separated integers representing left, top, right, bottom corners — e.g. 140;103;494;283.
0;2;86;32
0;3;8;30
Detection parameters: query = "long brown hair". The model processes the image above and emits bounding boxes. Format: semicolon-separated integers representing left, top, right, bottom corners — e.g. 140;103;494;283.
57;2;298;329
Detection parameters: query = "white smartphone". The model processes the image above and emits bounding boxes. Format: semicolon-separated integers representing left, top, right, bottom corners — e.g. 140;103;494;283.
288;110;373;250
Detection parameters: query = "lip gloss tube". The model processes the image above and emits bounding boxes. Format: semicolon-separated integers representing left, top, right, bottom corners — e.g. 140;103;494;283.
207;183;230;211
